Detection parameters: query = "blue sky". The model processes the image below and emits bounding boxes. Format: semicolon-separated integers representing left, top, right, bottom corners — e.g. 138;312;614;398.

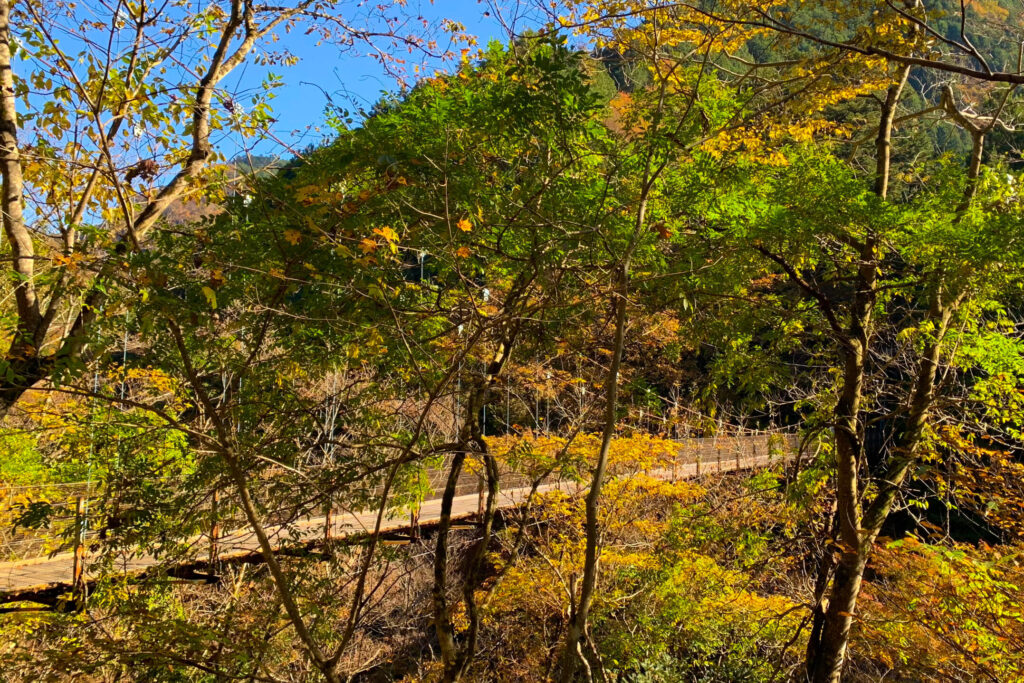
225;0;547;158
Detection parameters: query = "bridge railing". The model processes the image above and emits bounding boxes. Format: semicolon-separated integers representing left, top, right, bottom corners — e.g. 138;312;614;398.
1;482;101;563
1;433;798;568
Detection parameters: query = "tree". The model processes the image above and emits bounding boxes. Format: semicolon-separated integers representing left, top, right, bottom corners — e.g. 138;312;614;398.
45;35;654;680
328;37;637;680
699;97;1023;681
544;6;893;677
0;0;457;419
555;0;1024;84
552;3;1024;678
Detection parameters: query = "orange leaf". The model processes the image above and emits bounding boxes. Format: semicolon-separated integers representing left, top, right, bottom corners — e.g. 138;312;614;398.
373;225;399;242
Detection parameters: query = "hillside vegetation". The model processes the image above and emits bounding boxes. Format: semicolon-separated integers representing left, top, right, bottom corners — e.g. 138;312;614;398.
1;1;1023;681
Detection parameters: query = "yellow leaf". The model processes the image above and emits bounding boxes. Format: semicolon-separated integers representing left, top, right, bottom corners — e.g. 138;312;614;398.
283;229;302;245
455;246;472;258
373;226;399;243
201;286;217;310
358;238;378;254
269;267;286;279
295;185;318;201
457;218;473;232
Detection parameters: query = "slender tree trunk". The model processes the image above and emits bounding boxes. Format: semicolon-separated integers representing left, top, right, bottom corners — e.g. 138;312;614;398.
0;0;39;339
806;70;908;682
811;549;867;682
805;502;838;671
807;70;988;682
224;456;341;683
0;0;50;418
432;329;517;681
807;342;869;682
455;446;500;679
432;450;468;677
0;0;295;420
558;266;629;682
806;230;877;680
430;432;501;682
167;319;339;682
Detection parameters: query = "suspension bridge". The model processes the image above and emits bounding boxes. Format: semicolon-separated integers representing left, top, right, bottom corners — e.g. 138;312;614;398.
1;434;796;603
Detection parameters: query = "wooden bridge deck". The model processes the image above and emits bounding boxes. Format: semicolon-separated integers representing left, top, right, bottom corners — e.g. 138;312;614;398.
1;446;790;599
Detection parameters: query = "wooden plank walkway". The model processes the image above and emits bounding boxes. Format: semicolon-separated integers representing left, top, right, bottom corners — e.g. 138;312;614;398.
0;451;786;597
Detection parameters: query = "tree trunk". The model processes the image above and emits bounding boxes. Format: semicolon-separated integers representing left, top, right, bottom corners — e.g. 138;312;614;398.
558;267;629;682
809;314;946;681
432;450;467;678
455;447;500;680
0;0;291;421
0;0;49;420
805;70;908;681
811;550;867;682
432;328;517;681
805;502;838;672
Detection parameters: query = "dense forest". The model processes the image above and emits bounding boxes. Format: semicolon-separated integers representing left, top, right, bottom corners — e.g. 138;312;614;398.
1;0;1023;681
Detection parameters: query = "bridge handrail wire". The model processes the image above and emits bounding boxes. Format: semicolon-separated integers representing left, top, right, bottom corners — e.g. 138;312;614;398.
2;433;799;564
